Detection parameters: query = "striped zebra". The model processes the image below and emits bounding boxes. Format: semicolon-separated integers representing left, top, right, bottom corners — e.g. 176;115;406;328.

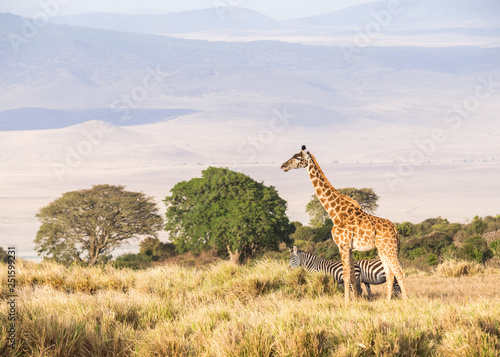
357;259;402;299
289;246;362;295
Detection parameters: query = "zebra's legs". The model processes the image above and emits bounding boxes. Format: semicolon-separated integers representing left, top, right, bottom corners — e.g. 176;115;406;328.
364;283;372;299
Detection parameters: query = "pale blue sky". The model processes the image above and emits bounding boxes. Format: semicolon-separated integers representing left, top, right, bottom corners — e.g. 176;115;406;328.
0;0;377;20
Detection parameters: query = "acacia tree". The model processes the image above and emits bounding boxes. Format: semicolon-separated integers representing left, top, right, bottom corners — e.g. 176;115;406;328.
164;167;294;264
306;187;379;228
35;184;163;266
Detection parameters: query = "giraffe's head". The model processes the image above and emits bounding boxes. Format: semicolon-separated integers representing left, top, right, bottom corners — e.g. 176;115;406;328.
281;145;310;172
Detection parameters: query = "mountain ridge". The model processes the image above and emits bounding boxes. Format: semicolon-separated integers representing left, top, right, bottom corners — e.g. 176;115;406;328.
51;7;281;35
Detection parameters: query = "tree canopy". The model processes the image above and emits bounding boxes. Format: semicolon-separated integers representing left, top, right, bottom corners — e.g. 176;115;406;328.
164;167;294;264
35;184;163;266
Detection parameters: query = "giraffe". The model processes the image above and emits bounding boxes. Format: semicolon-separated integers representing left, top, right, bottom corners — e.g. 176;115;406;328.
281;145;407;303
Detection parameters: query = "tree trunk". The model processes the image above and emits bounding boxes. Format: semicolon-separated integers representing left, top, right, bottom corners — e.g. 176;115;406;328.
227;245;242;265
88;255;98;266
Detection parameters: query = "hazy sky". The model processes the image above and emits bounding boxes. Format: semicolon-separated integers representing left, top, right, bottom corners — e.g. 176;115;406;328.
0;0;377;20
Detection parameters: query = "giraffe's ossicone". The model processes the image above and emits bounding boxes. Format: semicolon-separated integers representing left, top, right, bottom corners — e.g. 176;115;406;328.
281;145;407;303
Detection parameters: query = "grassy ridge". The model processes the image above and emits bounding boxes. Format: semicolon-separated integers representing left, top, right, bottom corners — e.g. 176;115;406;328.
1;260;500;356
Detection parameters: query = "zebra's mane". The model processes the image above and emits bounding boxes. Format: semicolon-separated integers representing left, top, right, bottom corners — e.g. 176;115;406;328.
296;249;327;261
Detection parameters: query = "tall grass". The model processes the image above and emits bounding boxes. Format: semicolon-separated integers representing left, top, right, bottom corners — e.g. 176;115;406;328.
0;259;499;356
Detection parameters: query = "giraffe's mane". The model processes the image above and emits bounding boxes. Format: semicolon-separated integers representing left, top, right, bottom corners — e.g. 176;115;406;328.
308;152;337;192
308;152;361;210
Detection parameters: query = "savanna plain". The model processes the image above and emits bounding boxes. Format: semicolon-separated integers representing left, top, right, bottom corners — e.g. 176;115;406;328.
1;258;499;356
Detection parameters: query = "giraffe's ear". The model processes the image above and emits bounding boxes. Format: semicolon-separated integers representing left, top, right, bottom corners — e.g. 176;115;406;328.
293;246;297;253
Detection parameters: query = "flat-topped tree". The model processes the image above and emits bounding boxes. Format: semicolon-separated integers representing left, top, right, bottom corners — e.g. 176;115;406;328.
35;184;163;266
281;145;407;303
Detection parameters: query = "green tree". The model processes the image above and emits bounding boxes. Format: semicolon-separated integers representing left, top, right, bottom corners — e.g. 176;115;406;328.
470;215;487;235
414;217;449;236
35;185;163;266
306;195;328;229
397;222;415;237
164;167;294;264
312;219;333;243
337;187;379;214
306;188;379;228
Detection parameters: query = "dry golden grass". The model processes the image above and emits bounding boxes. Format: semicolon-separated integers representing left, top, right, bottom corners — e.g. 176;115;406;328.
1;259;499;356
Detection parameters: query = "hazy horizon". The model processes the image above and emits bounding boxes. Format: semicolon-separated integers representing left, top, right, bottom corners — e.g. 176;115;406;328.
0;0;378;21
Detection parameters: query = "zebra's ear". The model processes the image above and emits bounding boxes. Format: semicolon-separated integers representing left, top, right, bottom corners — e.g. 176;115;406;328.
293;246;297;253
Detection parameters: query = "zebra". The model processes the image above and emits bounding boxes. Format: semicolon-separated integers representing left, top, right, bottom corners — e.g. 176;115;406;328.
356;259;402;299
288;246;362;295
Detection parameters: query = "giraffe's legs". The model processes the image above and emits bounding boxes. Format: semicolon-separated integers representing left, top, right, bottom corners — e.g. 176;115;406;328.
387;258;407;300
379;249;407;301
339;245;358;303
339;247;351;304
378;255;394;301
349;249;361;298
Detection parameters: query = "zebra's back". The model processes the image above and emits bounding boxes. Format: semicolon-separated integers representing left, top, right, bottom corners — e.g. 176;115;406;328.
289;247;362;293
356;258;402;297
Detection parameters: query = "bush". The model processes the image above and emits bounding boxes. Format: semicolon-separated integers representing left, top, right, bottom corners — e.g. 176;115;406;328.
353;250;378;260
139;238;177;262
427;253;438;266
459;236;493;265
0;247;8;263
469;215;487;235
314;240;340;261
113;253;152;270
491;240;500;258
401;231;453;261
421;232;454;255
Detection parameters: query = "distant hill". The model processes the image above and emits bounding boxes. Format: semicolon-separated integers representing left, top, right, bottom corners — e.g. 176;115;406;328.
51;8;281;35
0;108;197;131
288;0;500;29
2;13;499;119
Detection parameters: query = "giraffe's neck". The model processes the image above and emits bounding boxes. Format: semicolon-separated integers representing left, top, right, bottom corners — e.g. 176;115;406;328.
307;154;344;219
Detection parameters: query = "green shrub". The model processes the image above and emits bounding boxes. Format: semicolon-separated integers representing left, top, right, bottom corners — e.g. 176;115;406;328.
314;240;340;261
459;236;493;264
491;240;500;258
427;253;438;266
0;247;8;263
470;215;487;235
312;219;333;242
139;237;177;262
291;225;315;242
113;253;152;270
